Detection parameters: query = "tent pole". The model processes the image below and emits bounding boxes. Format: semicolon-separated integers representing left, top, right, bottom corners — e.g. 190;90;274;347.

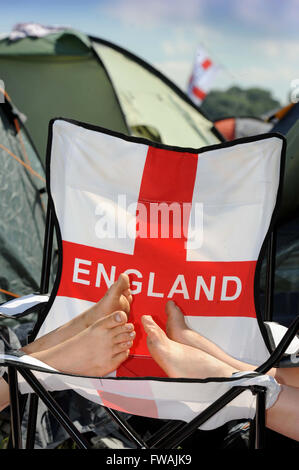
24;204;55;448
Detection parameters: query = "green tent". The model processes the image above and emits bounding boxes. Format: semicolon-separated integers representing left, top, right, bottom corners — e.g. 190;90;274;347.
0;29;220;162
0;89;46;302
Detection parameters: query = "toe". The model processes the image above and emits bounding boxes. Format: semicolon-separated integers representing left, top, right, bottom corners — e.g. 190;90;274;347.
165;301;187;337
114;330;136;344
141;315;167;345
123;288;133;304
116;273;130;292
105;273;130;299
111;350;130;368
113;340;133;354
165;300;184;318
96;310;128;330
112;322;135;338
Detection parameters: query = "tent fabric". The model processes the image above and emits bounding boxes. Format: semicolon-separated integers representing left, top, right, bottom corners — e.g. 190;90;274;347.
214;117;272;141
275;120;299;221
0;31;129;160
271;103;299;135
92;40;219;149
5;118;282;426
0;30;219;162
0;91;46;303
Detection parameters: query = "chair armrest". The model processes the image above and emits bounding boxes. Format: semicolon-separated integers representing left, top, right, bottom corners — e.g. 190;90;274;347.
264;321;299;356
0;293;49;319
256;314;299;374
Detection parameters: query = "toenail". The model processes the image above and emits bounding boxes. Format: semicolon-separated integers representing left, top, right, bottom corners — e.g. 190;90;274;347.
115;313;122;322
129;331;135;337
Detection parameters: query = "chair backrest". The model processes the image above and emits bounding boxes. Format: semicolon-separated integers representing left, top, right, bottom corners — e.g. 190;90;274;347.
37;118;285;377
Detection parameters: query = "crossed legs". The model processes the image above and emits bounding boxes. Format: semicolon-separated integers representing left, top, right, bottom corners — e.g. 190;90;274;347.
0;274;134;410
1;282;298;442
141;301;299;442
164;300;299;388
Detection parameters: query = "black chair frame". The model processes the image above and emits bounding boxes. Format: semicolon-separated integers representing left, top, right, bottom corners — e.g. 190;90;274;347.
6;204;299;450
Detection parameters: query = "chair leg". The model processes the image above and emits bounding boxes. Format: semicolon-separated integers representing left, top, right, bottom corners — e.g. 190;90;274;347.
25;394;39;449
7;366;22;449
146;421;183;448
254;386;266;449
104;407;148;448
17;367;91;449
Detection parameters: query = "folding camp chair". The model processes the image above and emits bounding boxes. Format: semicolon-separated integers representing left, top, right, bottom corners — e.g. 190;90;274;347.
1;118;299;450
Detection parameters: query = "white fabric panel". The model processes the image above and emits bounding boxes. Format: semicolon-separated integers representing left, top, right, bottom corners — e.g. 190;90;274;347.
0;353;280;429
185;316;270;365
187;138;282;261
37;296;94;338
51;120;148;253
39;300;270;365
30;121;284;426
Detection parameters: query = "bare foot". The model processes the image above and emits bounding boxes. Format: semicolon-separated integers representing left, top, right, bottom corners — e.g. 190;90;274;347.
141;315;235;379
165;300;194;345
33;311;135;376
165;302;299;389
83;273;132;328
24;274;133;355
165;300;256;373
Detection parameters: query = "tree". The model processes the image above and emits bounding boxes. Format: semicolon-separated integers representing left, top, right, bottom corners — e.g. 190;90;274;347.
200;86;281;121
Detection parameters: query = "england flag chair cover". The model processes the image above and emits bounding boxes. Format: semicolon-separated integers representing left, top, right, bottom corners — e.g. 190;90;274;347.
0;118;286;430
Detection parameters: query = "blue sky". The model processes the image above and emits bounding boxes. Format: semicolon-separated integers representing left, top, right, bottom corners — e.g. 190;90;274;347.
0;0;298;104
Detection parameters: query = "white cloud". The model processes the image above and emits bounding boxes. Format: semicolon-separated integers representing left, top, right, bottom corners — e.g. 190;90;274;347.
233;0;299;35
162;36;194;57
101;0;201;29
260;37;299;62
154;59;192;91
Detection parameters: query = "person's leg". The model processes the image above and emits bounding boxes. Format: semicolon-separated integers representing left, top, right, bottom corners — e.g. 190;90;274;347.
24;273;131;355
1;274;131;410
265;385;299;441
142;315;299;442
0;310;135;411
0;377;9;411
31;310;135;376
142;315;236;379
165;300;299;388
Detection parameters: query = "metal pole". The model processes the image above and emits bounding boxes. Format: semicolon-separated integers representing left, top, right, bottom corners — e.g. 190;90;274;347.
156;386;247;448
7;367;22;449
25;394;39;449
24;205;55;447
254;387;266;449
146;421;183;448
264;229;276;322
104;407;148;448
17;367;91;449
39;204;55;296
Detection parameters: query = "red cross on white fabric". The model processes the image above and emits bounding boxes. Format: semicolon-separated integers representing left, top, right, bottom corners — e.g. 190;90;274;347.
57;146;256;377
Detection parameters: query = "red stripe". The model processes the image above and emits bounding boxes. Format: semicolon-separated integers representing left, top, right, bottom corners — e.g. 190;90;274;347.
57;145;257;377
97;389;159;418
192;86;206;101
58;240;256;318
202;58;212;69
